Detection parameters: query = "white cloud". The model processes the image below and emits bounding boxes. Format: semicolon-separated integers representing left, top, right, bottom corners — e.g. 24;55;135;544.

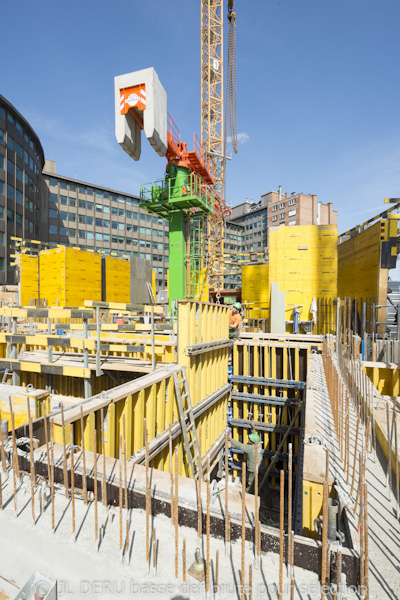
227;131;249;145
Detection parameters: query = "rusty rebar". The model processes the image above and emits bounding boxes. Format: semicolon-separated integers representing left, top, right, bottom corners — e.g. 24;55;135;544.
43;402;51;483
0;408;6;474
175;447;179;580
146;434;150;564
353;452;363;516
70;424;75;534
27;398;36;523
198;425;202;537
321;480;328;599
279;469;284;600
100;408;107;507
336;546;342;600
360;466;365;593
169;423;174;526
183;538;186;583
288;442;292;568
364;483;369;600
215;548;219;593
119;436;123;552
225;428;229;544
9;397;20;480
93;427;98;542
153;528;157;574
122;414;129;551
207;455;211;594
350;409;361;497
80;407;88;504
61;404;69;497
9;398;18;512
50;419;55;531
249;563;252;600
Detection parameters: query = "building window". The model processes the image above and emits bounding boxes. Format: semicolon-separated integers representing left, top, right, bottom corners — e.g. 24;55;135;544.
87;231;94;240
79;200;86;209
289;198;296;206
288;209;296;217
49;209;58;219
280;213;285;219
7;135;15;151
272;205;277;212
7;184;14;201
59;211;68;220
16;190;22;205
87;202;93;211
7;209;14;223
272;215;277;222
60;195;68;205
49;225;58;235
288;220;296;226
279;202;285;209
16;166;23;182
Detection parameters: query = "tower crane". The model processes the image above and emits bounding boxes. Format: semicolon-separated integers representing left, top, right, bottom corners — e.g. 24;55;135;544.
114;2;237;306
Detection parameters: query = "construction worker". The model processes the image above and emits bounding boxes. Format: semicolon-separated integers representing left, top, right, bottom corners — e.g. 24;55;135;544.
229;302;242;339
229;424;262;491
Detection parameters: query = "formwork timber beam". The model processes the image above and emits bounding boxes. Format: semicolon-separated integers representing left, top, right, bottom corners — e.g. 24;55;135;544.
83;300;164;313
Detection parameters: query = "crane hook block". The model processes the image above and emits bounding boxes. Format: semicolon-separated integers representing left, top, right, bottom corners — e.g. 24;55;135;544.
114;67;167;161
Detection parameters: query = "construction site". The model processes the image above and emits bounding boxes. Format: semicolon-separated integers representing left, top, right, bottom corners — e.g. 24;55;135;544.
0;2;399;600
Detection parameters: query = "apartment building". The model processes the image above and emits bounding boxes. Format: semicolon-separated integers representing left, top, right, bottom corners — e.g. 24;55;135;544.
43;161;169;289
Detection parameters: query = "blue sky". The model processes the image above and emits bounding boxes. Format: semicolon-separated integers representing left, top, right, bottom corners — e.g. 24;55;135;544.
2;0;400;233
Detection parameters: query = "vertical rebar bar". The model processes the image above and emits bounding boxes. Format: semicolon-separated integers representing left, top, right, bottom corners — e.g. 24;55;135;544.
364;483;369;600
279;469;284;600
9;397;20;480
175;447;179;580
93;427;98;543
350;410;361;497
169;423;174;526
215;549;219;594
50;419;55;531
0;408;6;474
288;443;292;568
153;528;157;574
321;480;328;599
123;414;129;551
101;408;107;507
207;455;211;594
198;426;202;537
225;429;229;545
183;538;186;583
70;424;75;534
27;398;35;523
119;436;123;552
43;402;51;483
146;434;150;564
80;407;88;504
61;404;69;497
249;563;252;600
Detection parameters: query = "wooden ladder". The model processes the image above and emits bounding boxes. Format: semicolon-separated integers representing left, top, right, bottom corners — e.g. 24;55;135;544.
173;367;200;479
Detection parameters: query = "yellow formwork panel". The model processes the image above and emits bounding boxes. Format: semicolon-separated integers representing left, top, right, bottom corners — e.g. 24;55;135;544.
39;247;101;306
269;225;338;322
105;256;130;303
241;264;269;318
0;390;50;430
19;254;39;306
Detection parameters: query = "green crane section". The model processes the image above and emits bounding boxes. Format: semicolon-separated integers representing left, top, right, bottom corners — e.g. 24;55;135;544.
140;154;215;305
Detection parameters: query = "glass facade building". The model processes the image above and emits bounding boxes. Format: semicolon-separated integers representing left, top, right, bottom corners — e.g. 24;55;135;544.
0;96;169;290
0;95;47;285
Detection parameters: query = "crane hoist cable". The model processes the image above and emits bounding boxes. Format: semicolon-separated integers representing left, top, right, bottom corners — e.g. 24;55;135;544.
225;0;238;157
